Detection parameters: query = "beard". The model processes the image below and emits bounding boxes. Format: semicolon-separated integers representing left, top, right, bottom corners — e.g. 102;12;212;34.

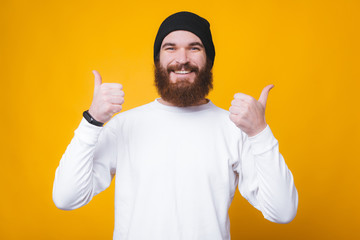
154;60;213;107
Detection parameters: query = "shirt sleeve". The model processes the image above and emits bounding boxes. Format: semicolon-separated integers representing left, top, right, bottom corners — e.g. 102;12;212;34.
235;125;298;223
52;117;117;210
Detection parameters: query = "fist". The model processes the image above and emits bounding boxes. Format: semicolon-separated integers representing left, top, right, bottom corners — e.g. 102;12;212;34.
88;70;124;124
229;85;274;137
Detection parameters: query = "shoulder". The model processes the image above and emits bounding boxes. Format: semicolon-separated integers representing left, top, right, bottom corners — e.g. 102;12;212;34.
117;102;154;117
208;102;230;115
208;101;232;122
104;101;155;129
208;101;244;136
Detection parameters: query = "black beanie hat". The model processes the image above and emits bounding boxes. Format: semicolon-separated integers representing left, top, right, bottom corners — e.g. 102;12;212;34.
154;11;215;67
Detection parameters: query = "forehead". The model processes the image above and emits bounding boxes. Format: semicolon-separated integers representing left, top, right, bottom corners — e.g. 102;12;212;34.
161;30;203;46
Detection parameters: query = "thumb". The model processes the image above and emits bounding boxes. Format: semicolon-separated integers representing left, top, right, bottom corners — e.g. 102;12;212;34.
258;84;274;108
92;70;102;92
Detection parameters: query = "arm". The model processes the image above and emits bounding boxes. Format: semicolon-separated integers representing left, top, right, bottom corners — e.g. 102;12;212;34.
229;85;298;223
53;70;124;210
52;117;117;210
237;125;298;223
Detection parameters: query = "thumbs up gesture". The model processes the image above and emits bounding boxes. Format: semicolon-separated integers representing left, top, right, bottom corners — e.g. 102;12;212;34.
88;70;124;124
229;85;274;137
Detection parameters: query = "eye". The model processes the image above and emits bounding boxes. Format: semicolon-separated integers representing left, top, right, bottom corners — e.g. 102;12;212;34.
165;47;175;51
191;47;200;51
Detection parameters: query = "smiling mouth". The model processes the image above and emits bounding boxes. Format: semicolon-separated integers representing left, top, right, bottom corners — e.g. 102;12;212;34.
173;70;192;74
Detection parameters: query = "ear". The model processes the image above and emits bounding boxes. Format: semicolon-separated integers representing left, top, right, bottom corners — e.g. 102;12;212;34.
155;52;160;62
206;57;213;69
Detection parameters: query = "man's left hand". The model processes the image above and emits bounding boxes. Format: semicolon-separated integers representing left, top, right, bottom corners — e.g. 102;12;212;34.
229;84;274;137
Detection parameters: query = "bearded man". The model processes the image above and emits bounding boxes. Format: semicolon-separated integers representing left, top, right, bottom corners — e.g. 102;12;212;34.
53;11;298;240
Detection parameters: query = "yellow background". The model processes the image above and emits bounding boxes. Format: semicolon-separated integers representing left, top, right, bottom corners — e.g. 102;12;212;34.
1;0;359;239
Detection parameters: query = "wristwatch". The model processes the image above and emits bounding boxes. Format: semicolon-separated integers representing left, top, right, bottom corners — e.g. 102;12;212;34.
83;110;104;127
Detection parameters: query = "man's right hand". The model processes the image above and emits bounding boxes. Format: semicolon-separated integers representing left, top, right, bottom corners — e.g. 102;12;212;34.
88;70;124;124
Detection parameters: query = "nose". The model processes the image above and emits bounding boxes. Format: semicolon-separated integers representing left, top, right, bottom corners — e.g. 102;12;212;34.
175;48;189;64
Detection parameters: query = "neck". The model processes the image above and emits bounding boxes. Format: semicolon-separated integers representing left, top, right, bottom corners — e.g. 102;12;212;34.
158;98;209;107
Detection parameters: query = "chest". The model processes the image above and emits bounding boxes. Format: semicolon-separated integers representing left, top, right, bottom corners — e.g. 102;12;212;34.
119;116;239;193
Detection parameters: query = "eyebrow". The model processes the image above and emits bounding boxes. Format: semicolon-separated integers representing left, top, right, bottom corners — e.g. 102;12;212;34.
161;43;176;49
161;42;204;49
189;42;204;48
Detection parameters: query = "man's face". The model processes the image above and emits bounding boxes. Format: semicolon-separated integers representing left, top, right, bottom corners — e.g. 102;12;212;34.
154;30;213;107
159;30;207;84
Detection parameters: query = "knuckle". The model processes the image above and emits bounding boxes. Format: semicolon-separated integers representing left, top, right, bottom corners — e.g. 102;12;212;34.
114;105;122;113
243;96;251;103
103;96;109;102
102;89;110;95
104;104;112;112
100;84;106;91
114;96;123;104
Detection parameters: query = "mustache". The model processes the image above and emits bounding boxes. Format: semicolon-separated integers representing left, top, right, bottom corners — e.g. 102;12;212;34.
167;63;199;73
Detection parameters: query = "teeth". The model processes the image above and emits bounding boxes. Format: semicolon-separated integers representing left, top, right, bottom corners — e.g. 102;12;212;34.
174;70;191;74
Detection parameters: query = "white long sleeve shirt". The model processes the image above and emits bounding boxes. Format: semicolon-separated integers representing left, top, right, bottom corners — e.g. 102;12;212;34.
53;99;298;240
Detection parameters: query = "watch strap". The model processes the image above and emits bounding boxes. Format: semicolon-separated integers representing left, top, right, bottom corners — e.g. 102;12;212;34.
83;110;104;127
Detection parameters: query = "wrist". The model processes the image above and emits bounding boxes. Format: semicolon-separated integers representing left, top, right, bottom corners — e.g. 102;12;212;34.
83;110;104;127
247;123;267;137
